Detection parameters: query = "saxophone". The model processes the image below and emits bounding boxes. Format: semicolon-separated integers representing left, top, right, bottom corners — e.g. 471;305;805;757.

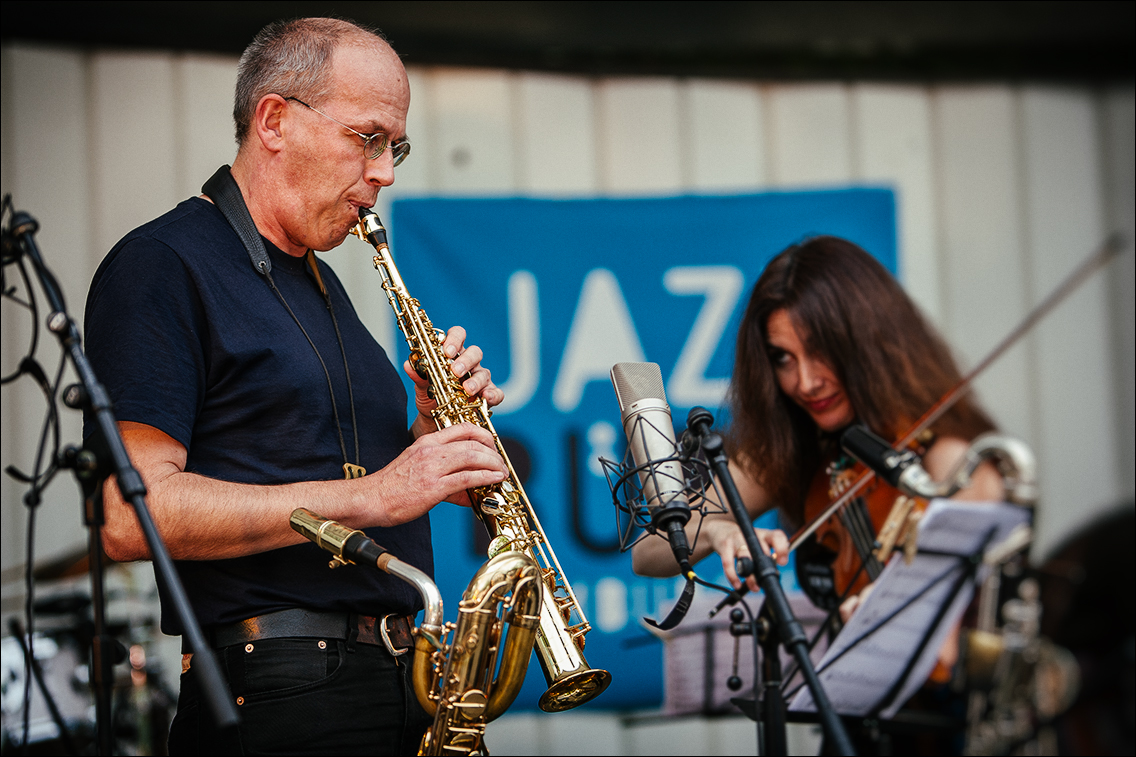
351;208;611;711
289;508;543;755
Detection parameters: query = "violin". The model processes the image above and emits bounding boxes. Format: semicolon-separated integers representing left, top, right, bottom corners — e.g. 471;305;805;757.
796;434;930;612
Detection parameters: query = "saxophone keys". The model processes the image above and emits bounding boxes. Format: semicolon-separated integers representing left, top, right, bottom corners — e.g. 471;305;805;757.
479;499;503;518
454;690;488;720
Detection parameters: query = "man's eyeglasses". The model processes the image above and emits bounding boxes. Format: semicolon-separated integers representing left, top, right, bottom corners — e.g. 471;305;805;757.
285;96;410;166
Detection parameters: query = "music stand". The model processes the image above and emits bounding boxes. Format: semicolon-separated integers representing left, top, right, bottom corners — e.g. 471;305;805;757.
785;500;1031;720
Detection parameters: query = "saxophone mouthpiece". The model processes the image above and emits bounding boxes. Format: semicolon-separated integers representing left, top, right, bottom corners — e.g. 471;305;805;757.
352;207;387;246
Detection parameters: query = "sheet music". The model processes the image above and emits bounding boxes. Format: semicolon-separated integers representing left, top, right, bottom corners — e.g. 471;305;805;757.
788;500;1030;718
658;586;829;715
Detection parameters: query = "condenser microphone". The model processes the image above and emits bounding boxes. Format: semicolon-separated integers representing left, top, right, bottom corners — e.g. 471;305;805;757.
610;362;692;570
841;425;936;498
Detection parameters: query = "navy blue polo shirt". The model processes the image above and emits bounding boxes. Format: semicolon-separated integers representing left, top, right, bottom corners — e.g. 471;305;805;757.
84;196;432;635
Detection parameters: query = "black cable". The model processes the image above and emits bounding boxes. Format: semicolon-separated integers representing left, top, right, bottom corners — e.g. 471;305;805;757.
690;573;735;596
16;350;66;754
1;257;39;385
263;268;352;468
4;193;69;752
323;292;361;466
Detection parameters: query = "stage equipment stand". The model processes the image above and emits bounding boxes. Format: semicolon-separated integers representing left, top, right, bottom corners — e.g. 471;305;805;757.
726;602;790;755
6;208;240;754
686;407;855;756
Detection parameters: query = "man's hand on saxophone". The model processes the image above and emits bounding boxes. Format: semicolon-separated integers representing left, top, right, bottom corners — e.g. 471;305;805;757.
407;324;505;439
399;322;509;511
368;423;509;519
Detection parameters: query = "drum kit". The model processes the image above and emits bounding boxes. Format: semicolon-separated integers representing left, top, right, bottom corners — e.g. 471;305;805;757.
0;550;176;755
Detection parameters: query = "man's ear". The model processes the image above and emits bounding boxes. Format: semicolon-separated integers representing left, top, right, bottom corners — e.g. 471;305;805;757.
253;93;288;153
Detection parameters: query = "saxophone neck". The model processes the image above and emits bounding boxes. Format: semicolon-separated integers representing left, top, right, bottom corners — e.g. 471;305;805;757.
385;558;445;637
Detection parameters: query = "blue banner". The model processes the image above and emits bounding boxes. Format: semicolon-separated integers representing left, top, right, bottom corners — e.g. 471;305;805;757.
390;188;896;710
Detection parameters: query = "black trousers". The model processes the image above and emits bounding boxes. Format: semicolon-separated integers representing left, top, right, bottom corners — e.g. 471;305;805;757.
168;637;433;755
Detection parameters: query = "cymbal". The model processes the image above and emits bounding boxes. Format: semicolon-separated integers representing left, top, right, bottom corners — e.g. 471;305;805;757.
0;546;116;585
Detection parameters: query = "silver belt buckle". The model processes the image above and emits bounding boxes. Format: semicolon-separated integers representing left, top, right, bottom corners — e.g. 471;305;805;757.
380;613;408;657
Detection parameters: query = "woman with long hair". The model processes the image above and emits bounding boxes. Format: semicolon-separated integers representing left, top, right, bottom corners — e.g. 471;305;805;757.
633;235;1002;621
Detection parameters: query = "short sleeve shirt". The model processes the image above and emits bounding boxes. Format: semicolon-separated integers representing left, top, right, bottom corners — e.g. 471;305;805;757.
84;197;432;635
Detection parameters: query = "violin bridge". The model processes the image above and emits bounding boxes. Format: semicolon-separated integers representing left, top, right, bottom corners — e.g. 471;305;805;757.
873;495;917;564
900;510;923;564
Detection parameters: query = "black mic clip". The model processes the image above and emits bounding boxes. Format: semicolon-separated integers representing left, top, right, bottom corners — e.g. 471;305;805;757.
709;556;754;618
682;406;714;451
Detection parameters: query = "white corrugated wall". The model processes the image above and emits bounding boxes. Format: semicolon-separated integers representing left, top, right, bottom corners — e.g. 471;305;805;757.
2;43;1133;755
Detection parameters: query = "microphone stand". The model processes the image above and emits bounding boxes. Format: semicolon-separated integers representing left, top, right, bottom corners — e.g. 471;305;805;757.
686;407;855;756
6;209;240;751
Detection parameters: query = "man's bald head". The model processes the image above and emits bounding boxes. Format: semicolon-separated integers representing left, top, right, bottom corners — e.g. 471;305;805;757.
233;17;401;148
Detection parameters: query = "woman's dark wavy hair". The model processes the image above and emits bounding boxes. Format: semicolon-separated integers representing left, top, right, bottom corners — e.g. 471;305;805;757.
726;236;995;527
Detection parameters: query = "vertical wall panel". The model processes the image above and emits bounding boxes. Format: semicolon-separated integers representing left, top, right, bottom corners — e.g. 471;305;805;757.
1100;90;1136;502
595;78;683;194
384;66;435;202
1;45;93;571
1;47;12;201
765;84;852;187
685;79;766;192
853;85;943;326
516;73;599;195
90;52;180;260
1020;88;1116;556
494;73;603;413
2;45;23;575
934;87;1036;447
8;46;94;277
431;69;518;194
177;53;239;200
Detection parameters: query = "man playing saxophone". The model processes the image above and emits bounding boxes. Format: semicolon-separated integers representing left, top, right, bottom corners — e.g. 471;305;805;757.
83;17;508;755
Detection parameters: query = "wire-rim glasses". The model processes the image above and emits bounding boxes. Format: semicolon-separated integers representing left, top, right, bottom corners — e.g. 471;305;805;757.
285;96;410;166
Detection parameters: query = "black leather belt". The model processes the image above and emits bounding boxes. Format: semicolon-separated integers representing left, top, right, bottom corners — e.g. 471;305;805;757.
205;608;415;656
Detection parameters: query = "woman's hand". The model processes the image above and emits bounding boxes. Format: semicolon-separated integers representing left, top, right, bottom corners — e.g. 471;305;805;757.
839;582;876;624
705;519;789;591
406;325;505;437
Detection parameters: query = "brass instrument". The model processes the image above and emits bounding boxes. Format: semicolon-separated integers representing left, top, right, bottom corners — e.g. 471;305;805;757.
417;549;543;755
351;208;611;711
943;438;1079;756
290;508;543;756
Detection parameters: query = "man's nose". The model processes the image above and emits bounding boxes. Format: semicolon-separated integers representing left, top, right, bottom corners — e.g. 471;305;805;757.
364;151;396;188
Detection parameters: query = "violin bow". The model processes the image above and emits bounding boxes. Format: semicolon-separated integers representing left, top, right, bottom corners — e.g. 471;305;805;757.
787;232;1125;554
